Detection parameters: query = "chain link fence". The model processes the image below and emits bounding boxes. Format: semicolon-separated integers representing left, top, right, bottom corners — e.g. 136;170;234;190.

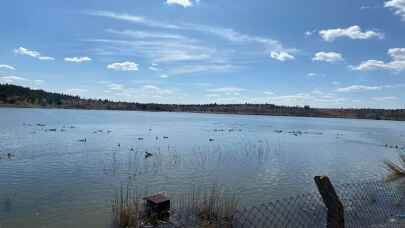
160;180;405;228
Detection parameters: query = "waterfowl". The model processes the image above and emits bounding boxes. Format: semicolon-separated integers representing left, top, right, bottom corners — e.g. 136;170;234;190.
209;138;215;142
163;136;169;139
138;137;144;140
145;151;153;159
78;138;87;143
130;148;134;151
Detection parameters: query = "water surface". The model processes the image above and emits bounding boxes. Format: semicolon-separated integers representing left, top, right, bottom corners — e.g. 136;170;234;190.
0;108;404;228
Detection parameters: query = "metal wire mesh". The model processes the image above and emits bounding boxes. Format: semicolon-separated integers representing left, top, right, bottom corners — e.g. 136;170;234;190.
155;180;405;228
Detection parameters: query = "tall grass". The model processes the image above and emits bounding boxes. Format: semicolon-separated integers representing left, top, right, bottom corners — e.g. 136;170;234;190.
111;184;239;228
111;185;144;228
174;184;239;227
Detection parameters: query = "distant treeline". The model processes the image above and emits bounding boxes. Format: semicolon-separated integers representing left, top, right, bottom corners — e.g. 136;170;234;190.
1;83;405;121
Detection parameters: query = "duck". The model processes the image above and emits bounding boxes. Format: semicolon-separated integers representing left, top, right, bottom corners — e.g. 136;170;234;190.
209;138;215;142
130;148;134;152
137;137;144;140
163;136;169;139
145;151;153;159
78;138;87;143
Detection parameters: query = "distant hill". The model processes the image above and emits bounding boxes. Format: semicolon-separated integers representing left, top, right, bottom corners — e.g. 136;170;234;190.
1;83;405;121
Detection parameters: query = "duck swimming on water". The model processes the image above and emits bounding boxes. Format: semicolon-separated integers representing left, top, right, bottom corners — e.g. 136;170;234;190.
144;151;153;159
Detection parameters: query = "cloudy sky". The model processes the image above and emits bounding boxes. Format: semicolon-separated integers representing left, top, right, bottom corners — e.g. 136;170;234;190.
1;0;405;108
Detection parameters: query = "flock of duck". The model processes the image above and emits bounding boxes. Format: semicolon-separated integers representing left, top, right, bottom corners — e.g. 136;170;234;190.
8;122;404;162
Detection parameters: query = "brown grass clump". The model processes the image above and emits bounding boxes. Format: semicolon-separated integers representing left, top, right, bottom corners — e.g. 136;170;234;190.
175;184;239;228
384;154;405;182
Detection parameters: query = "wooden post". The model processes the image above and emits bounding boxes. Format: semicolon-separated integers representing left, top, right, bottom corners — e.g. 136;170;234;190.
314;176;344;228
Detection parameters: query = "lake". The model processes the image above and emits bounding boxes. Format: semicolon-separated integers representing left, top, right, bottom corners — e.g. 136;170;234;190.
0;107;404;228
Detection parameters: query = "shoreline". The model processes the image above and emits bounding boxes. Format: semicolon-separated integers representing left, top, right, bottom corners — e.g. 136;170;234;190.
1;104;404;122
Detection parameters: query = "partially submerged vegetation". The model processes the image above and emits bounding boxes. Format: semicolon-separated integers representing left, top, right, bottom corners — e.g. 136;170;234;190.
2;83;405;121
112;184;239;228
111;185;145;228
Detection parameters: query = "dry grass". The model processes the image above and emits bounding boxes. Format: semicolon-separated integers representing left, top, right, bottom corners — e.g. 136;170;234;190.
175;184;239;227
111;183;239;228
111;185;144;228
384;154;405;182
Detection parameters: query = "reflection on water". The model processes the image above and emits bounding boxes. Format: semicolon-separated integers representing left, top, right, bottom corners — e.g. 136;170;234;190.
0;108;404;228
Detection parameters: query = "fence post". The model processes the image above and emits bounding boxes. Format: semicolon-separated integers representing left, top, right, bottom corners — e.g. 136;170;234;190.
314;176;344;228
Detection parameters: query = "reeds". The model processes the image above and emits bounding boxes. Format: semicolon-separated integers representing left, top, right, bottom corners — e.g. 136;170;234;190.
111;185;144;228
175;184;239;227
384;154;405;182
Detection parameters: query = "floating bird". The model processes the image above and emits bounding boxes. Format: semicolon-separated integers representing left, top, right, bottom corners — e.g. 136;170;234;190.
145;151;153;159
117;143;121;147
138;137;144;140
163;136;169;139
209;138;215;142
155;136;159;140
130;148;134;151
7;153;14;159
78;138;87;143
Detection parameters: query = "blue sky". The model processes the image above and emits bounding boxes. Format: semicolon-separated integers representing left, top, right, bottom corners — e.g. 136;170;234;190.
1;0;405;108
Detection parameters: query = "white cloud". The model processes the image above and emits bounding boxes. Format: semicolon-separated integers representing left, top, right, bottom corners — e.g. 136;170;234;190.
149;66;160;71
86;11;295;55
336;85;383;92
166;0;194;8
106;29;188;40
270;51;295;61
141;85;174;95
313;52;344;63
319;25;383;42
266;92;345;107
306;72;325;77
66;88;88;94
372;96;398;101
85;10;180;29
89;38;216;63
169;64;237;76
0;75;44;86
0;64;15;70
14;47;55;61
107;61;139;71
353;48;405;71
263;91;274;95
160;74;169;78
86;11;296;77
385;0;405;21
207;87;246;93
0;76;28;83
64;56;92;63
